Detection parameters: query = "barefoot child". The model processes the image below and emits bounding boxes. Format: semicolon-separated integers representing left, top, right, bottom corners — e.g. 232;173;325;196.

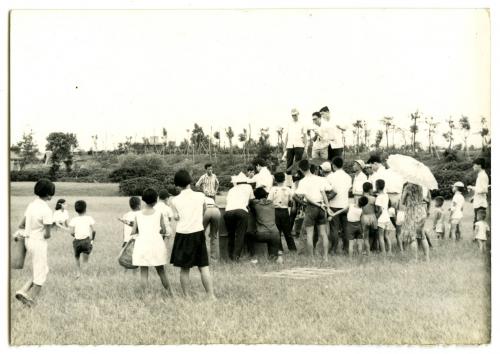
361;182;378;255
330;196;369;256
130;189;173;295
170;169;216;299
432;197;445;240
53;199;69;230
375;179;394;255
69;200;96;278
15;179;56;307
474;209;489;253
449;182;465;241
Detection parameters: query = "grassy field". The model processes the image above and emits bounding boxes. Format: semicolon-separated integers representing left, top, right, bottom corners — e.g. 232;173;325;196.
9;185;490;345
10;182;120;197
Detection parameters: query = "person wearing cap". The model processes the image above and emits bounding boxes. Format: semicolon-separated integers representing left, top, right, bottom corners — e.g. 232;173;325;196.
449;181;466;241
284;108;307;176
468;158;489;229
309;112;329;160
319;106;344;160
223;173;255;261
352;160;367;203
325;157;352;254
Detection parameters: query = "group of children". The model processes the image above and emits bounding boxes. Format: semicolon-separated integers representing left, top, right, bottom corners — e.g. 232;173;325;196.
13;156;489;307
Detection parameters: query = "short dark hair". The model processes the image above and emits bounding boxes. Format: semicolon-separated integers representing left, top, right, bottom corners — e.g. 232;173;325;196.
473;158;486;169
319;106;329;113
375;179;385;191
204;163;213;170
367;155;382;164
358;196;369;208
274;172;285;183
362;182;373;193
158;189;170;200
254;187;268;200
247;165;255;172
254;158;266;167
129;196;141;210
298;159;310;172
55;199;66;210
75;200;87;214
332;157;343;169
477;208;487;219
174;169;192;187
312;112;321;119
310;164;318;174
34;179;55;198
434;196;444;207
142;188;158;205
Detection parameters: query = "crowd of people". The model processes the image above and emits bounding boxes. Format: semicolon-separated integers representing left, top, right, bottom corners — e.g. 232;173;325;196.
12;108;490;307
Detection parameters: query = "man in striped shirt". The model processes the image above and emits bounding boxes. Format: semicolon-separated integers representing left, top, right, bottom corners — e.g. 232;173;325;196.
195;163;219;199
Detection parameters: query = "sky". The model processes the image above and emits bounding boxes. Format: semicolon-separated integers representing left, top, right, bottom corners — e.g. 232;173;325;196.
9;9;490;151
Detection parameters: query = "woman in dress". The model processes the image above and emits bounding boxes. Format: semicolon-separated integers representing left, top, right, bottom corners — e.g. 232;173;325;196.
400;182;430;262
131;188;173;295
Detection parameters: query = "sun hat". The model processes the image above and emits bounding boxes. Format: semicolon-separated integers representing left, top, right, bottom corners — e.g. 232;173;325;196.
453;181;465;188
291;108;299;116
320;161;332;172
354;160;365;169
231;172;249;185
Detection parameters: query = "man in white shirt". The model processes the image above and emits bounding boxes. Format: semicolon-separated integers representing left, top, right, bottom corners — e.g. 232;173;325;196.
319;106;344;160
468;158;489;228
367;155;387;186
253;158;274;192
352;160;368;203
284;108;307;176
223;173;255;261
294;160;331;261
195;163;219;199
326;157;352;254
309;112;329;160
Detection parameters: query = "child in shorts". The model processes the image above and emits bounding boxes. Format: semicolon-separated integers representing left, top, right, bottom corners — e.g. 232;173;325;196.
375;179;394;255
449;182;465;241
361;182;378;255
331;196;369;256
474;209;489;253
432;196;445;239
69;200;96;278
268;172;296;253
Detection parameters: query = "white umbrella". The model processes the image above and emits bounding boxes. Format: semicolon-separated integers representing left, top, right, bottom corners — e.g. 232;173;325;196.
386;154;438;190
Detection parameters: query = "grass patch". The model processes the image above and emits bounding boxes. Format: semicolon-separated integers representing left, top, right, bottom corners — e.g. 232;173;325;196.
9;196;490;345
10;182;120;197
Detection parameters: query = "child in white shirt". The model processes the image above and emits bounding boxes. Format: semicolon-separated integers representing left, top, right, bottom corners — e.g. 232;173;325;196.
155;189;174;238
53;199;69;230
68;200;96;278
375;179;394;255
118;196;141;247
449;182;465;241
474;209;489;253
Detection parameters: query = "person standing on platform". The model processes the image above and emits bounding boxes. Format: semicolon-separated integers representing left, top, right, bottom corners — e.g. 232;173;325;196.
309;112;329;160
319;106;343;160
284;108;307;178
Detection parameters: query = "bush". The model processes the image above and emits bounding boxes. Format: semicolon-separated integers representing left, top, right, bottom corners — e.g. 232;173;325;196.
109;167;148;182
443;149;458;162
10;168;54;181
119;177;164;196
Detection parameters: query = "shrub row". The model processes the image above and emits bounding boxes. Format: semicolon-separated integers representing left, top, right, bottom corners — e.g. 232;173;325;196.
119;177;178;197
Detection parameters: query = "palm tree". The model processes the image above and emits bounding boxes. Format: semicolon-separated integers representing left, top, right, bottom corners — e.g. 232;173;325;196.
410;110;420;153
444;117;455;149
381;116;393;150
276;127;285;154
214;131;221;151
459;115;471;156
238;128;248;162
479;116;490;152
353;120;363;153
225;127;234;155
363;120;370;149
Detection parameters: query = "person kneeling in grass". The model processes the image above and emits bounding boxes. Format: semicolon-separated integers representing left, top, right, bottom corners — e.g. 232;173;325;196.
170;169;216;300
400;183;430;262
15;179;56;307
130;188;173;295
247;187;284;264
69;200;96;278
330;196;369;256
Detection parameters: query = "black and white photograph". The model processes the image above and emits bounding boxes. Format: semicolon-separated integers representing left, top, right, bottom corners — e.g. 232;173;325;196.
2;0;496;349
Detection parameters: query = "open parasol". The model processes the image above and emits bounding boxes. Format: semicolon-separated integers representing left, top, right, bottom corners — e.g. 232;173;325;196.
386;154;438;190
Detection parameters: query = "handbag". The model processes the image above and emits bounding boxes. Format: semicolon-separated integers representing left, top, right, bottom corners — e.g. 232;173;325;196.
118;238;138;269
11;233;27;269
